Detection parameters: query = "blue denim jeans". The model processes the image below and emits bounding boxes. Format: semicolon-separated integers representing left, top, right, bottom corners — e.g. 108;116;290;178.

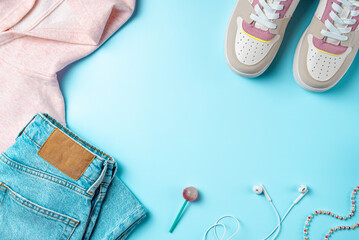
0;113;146;239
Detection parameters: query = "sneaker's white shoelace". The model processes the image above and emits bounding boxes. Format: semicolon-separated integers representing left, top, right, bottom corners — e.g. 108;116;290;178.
250;0;288;30
322;0;359;42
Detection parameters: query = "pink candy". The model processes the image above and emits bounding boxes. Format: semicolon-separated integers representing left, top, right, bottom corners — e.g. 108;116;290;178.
169;186;199;233
183;187;198;202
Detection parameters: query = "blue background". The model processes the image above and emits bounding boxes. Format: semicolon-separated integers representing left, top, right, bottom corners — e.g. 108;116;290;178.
59;0;359;239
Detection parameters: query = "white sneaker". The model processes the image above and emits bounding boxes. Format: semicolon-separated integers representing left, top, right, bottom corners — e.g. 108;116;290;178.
294;0;359;92
225;0;300;78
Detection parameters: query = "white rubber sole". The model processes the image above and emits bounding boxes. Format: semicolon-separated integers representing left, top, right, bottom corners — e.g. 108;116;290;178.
224;54;272;78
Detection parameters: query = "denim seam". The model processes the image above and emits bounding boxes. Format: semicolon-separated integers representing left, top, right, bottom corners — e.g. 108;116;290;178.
24;127;97;184
1;154;87;194
119;206;145;225
60;220;70;240
5;185;79;226
82;174;96;183
113;206;146;239
38;114;116;164
8;192;76;226
38;126;57;152
67;221;79;240
0;189;6;209
23;131;41;148
82;185;103;240
0;154;91;198
116;215;146;240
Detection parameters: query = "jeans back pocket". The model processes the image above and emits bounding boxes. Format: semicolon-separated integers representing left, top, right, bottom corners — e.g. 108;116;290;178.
0;183;79;240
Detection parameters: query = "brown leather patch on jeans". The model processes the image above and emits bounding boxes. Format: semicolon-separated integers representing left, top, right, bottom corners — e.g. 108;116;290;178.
38;128;95;180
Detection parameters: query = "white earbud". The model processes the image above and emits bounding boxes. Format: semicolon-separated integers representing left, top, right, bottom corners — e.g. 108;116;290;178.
253;184;281;239
253;184;272;202
253;185;263;194
293;185;308;204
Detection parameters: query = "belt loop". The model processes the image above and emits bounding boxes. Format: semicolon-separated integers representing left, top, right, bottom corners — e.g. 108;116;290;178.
16;114;38;139
87;162;108;195
111;163;118;181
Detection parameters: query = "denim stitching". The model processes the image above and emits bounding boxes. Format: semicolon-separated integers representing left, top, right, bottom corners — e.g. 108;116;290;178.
7;191;77;226
1;154;87;194
67;221;79;240
1;155;89;198
23;131;41;148
113;206;146;240
38;127;57;152
4;184;79;226
119;206;144;226
116;214;146;240
59;220;70;240
23;125;97;184
24;128;97;183
82;174;96;183
0;188;6;209
0;154;91;198
8;187;77;224
82;185;103;239
38;114;116;164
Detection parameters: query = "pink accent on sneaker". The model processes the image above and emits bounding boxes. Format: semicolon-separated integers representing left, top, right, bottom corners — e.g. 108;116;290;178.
321;0;359;37
242;20;276;41
320;0;359;33
347;6;359;32
248;0;294;41
252;0;261;8
277;0;294;18
321;0;340;24
313;36;347;55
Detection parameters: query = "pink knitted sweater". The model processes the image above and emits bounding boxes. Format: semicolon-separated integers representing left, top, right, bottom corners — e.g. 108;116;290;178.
0;0;135;152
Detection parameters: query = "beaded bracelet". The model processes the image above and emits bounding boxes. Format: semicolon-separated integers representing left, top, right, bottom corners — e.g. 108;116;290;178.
304;186;359;239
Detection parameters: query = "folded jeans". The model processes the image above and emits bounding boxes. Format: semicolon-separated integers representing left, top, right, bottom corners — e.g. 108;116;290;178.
0;113;146;240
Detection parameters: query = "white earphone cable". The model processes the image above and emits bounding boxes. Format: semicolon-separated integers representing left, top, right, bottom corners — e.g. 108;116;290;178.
204;186;307;239
203;223;226;240
203;215;240;240
214;216;240;240
264;201;281;240
263;203;295;240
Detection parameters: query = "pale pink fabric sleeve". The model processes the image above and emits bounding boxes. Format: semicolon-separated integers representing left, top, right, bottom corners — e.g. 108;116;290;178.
0;0;136;152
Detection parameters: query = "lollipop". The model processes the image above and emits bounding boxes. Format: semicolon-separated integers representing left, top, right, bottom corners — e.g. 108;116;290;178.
169;186;199;233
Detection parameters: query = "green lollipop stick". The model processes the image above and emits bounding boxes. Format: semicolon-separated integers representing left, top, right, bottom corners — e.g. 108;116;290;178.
169;200;188;233
169;186;198;233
